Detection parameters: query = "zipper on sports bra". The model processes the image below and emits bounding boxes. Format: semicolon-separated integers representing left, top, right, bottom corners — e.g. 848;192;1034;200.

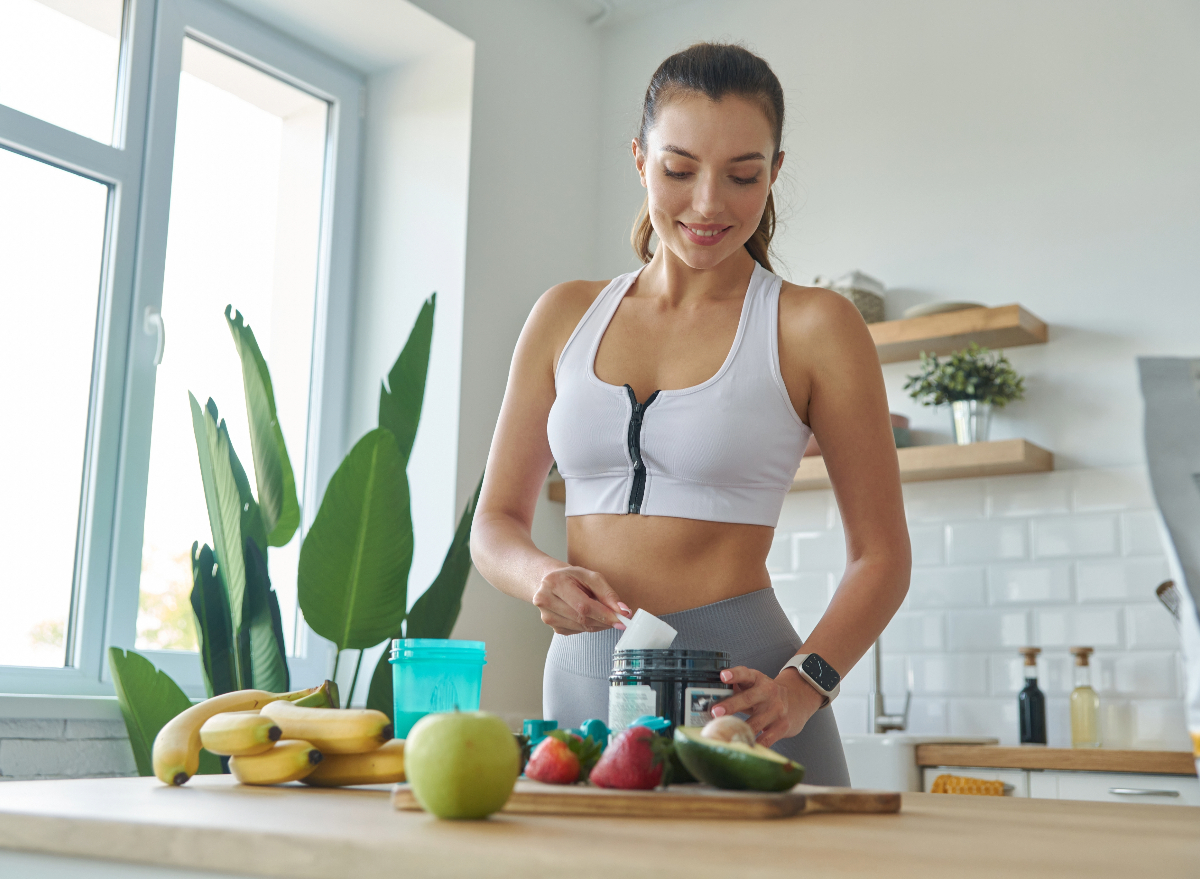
624;384;660;514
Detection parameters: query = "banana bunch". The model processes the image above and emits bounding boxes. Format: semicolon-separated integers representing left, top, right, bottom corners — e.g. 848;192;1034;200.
152;685;323;786
153;680;406;787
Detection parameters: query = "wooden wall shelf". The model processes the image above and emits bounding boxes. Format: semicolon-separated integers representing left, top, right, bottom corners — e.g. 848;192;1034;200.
869;304;1047;364
547;439;1053;501
792;438;1052;492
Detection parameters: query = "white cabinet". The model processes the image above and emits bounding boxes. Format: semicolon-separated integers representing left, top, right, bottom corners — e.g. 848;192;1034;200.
924;765;1200;806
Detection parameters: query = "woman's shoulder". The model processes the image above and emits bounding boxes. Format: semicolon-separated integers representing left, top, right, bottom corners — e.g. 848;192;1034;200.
776;278;868;345
528;278;611;335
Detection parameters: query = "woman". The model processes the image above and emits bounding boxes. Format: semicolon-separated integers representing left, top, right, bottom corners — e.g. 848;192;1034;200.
470;43;910;786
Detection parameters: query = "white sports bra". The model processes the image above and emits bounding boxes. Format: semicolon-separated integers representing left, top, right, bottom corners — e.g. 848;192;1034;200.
547;262;811;527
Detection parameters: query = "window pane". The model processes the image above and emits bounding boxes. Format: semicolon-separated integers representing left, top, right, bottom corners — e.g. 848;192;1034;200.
0;147;108;667
0;0;125;144
137;38;327;654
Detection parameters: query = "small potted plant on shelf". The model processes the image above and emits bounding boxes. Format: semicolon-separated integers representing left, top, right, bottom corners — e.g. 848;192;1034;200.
903;343;1025;444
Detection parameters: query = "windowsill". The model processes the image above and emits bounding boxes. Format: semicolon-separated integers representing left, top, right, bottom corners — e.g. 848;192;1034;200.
0;693;123;721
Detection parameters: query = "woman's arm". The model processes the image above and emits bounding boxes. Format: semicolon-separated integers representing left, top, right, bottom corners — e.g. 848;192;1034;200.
469;282;629;635
714;286;911;745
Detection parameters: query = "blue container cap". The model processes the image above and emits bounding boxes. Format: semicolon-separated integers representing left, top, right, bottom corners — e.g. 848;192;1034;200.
390;638;486;662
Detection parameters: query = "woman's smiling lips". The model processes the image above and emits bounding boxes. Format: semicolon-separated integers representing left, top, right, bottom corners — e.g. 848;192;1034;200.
679;222;732;246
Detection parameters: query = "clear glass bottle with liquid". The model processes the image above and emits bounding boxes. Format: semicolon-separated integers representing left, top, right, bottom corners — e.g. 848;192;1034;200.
1070;646;1100;749
1018;647;1047;744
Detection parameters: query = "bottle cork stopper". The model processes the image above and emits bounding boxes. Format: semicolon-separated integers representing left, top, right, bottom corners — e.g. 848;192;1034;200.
1070;646;1094;666
1019;647;1041;666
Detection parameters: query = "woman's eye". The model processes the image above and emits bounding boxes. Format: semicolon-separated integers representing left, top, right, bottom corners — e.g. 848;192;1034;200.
732;176;759;185
663;169;691;179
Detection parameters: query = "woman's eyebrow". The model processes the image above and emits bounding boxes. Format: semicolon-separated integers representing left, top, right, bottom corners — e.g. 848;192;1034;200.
660;145;766;163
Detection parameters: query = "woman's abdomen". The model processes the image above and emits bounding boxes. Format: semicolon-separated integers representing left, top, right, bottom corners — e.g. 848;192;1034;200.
565;515;774;614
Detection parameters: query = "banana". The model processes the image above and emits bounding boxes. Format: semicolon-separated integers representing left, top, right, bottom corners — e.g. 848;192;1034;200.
199;711;282;756
301;738;406;787
229;739;323;785
152;686;318;786
260;700;393;754
292;679;340;709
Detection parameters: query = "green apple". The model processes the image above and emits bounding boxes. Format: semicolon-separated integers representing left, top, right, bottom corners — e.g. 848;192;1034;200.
404;710;520;819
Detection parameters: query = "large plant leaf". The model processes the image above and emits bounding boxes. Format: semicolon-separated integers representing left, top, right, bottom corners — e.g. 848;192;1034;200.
227;434;268;555
225;306;300;547
189;394;248;686
243;538;290;693
378;294;435;466
189;542;235;698
297;428;412;651
108;647;222;777
365;472;483;719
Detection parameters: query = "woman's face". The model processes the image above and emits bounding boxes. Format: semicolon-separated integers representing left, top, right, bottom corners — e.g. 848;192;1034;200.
635;92;782;271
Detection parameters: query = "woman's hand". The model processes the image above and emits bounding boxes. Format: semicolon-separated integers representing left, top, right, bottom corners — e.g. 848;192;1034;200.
532;565;631;635
710;665;826;747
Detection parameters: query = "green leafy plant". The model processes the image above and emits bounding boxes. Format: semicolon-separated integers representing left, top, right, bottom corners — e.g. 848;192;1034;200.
297;294;484;717
903;343;1026;408
110;292;479;777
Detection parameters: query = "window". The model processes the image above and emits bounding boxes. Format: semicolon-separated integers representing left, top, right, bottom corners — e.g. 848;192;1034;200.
0;0;361;696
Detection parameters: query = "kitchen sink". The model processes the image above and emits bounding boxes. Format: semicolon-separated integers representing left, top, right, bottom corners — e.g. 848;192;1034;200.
841;734;999;791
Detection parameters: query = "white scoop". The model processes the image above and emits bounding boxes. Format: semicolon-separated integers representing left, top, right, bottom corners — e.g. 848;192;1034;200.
614;608;678;651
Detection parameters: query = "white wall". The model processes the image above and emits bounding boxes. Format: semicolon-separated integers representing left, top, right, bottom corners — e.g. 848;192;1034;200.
408;0;603;725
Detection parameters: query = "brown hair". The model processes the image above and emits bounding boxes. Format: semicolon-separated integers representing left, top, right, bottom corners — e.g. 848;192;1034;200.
631;43;784;271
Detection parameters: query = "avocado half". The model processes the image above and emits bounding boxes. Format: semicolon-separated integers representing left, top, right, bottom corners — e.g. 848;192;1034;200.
673;726;805;792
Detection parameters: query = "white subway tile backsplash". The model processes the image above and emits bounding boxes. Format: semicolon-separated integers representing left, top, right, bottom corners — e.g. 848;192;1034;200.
766;534;793;573
1131;700;1191;750
1075;557;1169;603
0;720;64;740
906;698;949;735
946;520;1027;564
1111;652;1179;698
1035;608;1122;648
774;468;1182;748
792;530;846;572
1125;604;1180;650
773;573;834;614
990;655;1026;696
987;563;1072;604
986;471;1072;518
903;478;985;523
906;567;986;608
1120;510;1165;556
881;612;946;652
948;610;1029;651
1071;467;1155;512
910;655;988;696
776;490;835;532
909;524;945;566
949;699;1019;744
1032;515;1118;558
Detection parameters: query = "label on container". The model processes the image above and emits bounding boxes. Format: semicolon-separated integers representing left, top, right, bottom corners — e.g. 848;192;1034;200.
683;686;734;728
608;684;657;731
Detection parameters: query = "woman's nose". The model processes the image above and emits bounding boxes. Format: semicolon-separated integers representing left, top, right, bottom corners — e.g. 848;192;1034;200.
692;173;724;218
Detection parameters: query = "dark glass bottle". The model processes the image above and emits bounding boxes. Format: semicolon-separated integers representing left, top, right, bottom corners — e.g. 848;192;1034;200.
1018;647;1047;744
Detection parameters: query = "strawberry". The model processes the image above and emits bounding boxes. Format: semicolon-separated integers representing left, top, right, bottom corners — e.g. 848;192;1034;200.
589;726;673;790
525;734;581;784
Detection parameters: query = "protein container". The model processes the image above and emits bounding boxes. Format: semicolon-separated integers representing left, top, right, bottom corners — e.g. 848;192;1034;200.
609;649;733;733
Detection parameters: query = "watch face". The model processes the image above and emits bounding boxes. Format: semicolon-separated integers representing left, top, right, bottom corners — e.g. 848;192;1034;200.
802;653;841;692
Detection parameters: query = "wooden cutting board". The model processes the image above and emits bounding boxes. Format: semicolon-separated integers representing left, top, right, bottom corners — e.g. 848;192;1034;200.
392;780;900;820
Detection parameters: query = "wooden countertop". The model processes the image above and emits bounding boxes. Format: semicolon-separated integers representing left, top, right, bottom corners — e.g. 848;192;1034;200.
916;744;1197;776
0;776;1197;879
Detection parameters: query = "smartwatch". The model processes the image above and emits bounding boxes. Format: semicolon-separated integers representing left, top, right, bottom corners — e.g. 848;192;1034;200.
780;653;841;707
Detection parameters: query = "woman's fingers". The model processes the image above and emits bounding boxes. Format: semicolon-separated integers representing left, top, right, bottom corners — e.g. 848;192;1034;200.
572;568;630;620
533;567;626;633
712;666;787;735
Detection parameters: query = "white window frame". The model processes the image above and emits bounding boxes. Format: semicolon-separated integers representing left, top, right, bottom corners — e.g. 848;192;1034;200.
0;0;361;698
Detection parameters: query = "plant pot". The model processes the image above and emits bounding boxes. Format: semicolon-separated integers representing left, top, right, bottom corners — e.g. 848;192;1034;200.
950;400;991;445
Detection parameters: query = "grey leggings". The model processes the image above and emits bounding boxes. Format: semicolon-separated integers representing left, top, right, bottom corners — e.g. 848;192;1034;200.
543;587;851;787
